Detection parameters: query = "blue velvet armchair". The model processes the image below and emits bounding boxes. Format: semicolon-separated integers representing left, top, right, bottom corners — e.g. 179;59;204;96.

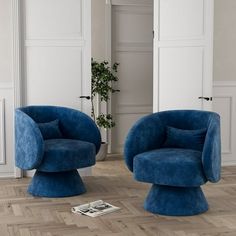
15;106;101;197
124;110;221;216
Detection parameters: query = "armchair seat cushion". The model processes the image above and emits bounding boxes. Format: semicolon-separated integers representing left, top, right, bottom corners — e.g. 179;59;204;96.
38;139;96;172
134;148;207;187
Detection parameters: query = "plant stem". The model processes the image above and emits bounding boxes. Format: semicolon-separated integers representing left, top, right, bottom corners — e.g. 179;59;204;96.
91;96;96;122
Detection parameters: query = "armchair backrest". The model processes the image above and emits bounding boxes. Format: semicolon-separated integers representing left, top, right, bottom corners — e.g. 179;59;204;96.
18;106;101;153
158;110;212;130
124;110;221;183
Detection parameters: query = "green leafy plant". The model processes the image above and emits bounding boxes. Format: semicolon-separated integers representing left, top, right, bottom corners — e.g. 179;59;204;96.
91;58;120;129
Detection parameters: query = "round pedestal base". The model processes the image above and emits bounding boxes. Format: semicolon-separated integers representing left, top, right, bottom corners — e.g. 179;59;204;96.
28;170;86;197
144;184;209;216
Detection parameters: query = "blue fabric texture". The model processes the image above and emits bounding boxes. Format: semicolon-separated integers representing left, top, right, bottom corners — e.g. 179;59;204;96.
163;126;206;151
15;109;44;170
144;185;209;216
15;105;101;197
18;105;101;153
38;119;63;140
28;170;86;197
38;139;96;172
124;110;221;216
202;114;221;182
134;148;207;187
124;115;166;172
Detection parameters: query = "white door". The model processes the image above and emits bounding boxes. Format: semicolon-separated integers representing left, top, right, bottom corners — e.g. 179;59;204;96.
110;0;153;153
22;0;91;114
153;0;214;112
21;0;91;176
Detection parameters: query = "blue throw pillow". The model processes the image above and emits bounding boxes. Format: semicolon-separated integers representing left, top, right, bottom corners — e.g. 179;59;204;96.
163;126;206;151
38;119;63;140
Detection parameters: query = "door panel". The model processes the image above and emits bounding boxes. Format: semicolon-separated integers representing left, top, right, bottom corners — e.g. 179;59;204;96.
24;0;82;39
154;0;214;112
26;47;83;108
113;5;153;43
159;47;203;110
113;52;153;106
160;0;204;40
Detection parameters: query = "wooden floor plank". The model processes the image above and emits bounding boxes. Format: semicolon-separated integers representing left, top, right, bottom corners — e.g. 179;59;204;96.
0;156;235;235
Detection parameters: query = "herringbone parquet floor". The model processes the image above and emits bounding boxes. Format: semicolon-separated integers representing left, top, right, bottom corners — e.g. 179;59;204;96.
0;155;236;236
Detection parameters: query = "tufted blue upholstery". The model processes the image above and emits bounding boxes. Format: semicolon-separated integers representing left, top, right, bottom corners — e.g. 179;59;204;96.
124;110;221;216
15;106;101;197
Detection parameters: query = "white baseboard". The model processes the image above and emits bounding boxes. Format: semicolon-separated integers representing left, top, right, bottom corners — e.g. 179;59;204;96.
222;161;236;167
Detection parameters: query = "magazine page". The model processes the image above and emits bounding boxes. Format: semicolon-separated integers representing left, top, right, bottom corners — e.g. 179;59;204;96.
71;200;120;217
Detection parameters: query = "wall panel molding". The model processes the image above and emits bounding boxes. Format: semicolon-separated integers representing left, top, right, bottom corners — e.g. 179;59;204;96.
214;80;236;87
213;96;232;154
115;42;152;52
114;6;153;15
115;104;152;114
0;83;14;89
213;80;236;166
0;99;6;165
110;0;153;7
25;39;85;47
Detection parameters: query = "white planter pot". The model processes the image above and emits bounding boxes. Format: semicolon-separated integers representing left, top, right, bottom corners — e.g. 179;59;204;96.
96;142;108;161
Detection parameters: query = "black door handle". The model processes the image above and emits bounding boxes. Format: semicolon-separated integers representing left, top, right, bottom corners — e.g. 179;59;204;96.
198;97;212;101
79;96;91;100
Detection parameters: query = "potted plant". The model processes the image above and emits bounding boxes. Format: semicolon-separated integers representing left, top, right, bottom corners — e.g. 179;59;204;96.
91;58;120;161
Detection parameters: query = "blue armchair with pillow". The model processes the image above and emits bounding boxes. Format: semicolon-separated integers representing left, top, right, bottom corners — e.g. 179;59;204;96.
15;106;101;197
124;110;221;216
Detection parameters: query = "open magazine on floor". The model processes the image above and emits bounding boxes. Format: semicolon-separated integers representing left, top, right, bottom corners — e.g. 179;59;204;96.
71;200;120;217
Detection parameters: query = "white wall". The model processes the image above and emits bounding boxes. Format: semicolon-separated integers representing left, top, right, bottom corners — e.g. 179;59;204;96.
214;0;236;81
0;0;12;83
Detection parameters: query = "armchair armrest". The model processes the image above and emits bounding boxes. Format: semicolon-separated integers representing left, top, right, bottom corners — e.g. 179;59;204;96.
58;108;101;154
202;113;221;183
15;109;44;170
124;113;166;172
